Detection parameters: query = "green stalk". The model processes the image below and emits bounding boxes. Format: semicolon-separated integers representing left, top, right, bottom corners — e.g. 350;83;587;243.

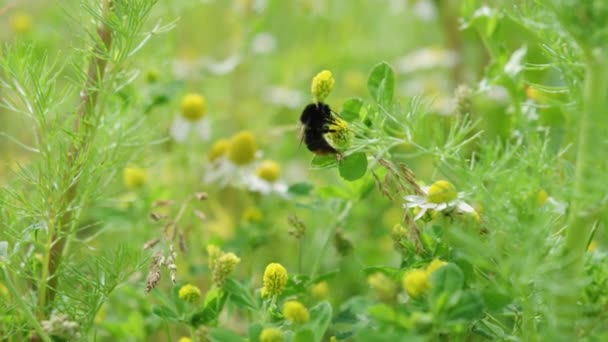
310;201;352;280
3;266;51;342
559;49;608;331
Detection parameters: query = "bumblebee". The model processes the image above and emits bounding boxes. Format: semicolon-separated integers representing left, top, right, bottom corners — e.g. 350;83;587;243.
299;102;350;158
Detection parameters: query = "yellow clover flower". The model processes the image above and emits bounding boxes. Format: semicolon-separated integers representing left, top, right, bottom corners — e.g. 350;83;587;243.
123;167;147;190
227;131;257;165
282;300;309;324
256;160;281;182
427;180;457;204
178;284;201;303
180;93;207;122
259;327;283;342
311;70;335;102
311;281;329;300
262;263;288;297
367;272;397;302
402;269;430;298
212;252;241;287
178;337;192;342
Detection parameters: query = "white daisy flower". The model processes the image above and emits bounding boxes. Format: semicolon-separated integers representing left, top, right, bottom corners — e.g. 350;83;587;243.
244;160;288;196
404;180;476;221
170;93;211;142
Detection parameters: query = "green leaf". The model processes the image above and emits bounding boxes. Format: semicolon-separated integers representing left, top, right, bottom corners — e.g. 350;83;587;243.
317;185;352;199
208;327;244;342
340;98;364;122
311;269;340;284
446;291;485;321
306;301;333;342
430;264;465;314
248;323;263;342
368;62;394;105
481;288;512;311
288;182;314;196
311;155;338;169
430;264;464;300
190;288;228;326
151;305;179;322
338;152;368;181
293;329;315;342
223;278;258;311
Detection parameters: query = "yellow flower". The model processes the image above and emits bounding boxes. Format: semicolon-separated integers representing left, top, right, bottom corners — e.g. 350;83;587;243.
367;273;397;302
426;259;448;275
263;263;288;297
178;337;193;342
0;282;9;298
11;12;32;34
123;167;147;190
178;284;201;303
311;70;335;102
588;240;599;252
94;305;106;324
212;253;241;288
227;131;257;165
402;269;430;298
325;116;351;150
207;244;222;271
329;337;337;342
180;93;207;121
311;281;329;300
259;327;283;342
256;160;281;182
282;300;309;324
537;189;548;206
208;139;229;161
427;180;457;204
242;207;263;223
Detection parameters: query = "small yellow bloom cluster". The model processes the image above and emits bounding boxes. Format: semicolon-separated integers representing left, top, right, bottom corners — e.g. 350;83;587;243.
259;327;283;342
256;160;281;182
180;93;207;122
282;300;309;324
207;244;240;287
427;180;457;204
178;284;201;303
402;258;448;298
227;130;257;165
262;263;288;297
178;337;192;342
123;167;147;190
367;272;397;302
311;70;335;102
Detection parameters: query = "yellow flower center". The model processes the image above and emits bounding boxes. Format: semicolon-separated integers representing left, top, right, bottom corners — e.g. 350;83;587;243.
11;13;32;34
426;180;457;204
208;139;229;161
180;93;207;121
123;167;147;190
311;70;335;102
227;131;257;165
256;160;281;182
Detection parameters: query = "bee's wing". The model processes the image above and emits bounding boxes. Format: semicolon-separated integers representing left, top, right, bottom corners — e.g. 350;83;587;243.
298;124;306;150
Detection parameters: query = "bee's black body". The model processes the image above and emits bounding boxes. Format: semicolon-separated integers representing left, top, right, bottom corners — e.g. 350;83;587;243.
299;102;339;155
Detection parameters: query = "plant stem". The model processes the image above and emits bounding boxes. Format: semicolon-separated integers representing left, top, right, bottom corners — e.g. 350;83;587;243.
39;0;113;315
310;201;352;280
3;266;51;342
559;48;608;331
